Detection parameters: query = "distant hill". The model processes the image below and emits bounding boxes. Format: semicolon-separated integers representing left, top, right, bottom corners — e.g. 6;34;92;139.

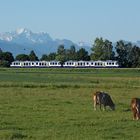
0;28;91;57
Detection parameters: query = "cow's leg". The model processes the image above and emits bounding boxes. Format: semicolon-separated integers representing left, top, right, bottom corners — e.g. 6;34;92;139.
136;112;139;120
103;105;106;111
136;107;140;120
99;103;102;110
138;113;140;120
94;102;97;111
138;110;140;120
133;111;137;120
93;95;97;111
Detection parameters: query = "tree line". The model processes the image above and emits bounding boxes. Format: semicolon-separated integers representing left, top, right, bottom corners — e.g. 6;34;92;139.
0;38;140;67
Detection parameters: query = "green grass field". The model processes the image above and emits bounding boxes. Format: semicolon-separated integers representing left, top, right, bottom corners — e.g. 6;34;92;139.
0;68;140;140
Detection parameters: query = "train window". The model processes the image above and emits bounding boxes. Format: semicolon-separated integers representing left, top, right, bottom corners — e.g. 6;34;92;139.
86;62;89;65
112;63;114;65
36;63;38;65
32;63;34;65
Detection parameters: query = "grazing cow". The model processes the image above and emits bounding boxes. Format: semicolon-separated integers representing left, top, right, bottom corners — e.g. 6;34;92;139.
93;91;115;111
131;98;140;120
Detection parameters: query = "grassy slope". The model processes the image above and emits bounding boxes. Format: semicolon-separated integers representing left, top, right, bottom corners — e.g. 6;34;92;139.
0;68;140;140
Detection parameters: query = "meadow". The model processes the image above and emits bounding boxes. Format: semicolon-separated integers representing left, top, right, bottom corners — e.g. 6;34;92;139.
0;68;140;140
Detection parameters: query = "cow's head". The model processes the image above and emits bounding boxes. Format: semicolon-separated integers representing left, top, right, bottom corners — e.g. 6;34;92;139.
110;104;115;111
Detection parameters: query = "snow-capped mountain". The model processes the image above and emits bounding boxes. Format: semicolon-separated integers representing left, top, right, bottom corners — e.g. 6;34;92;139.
0;28;53;44
0;28;90;57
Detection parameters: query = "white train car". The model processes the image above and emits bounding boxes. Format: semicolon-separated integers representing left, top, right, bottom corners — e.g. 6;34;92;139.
87;60;105;67
10;60;119;68
75;61;90;67
10;61;50;68
48;61;61;67
63;61;76;67
91;60;119;67
63;60;119;68
103;60;119;67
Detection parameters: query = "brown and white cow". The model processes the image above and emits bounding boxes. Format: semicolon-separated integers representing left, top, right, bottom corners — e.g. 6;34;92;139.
131;98;140;120
92;91;115;111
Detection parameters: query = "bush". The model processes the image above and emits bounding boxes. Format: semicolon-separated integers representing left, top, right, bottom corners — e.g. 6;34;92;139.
0;60;10;67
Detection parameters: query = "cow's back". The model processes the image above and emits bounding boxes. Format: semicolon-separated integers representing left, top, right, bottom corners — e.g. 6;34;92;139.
102;93;114;106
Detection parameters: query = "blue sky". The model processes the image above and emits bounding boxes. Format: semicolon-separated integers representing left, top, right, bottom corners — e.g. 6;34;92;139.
0;0;140;43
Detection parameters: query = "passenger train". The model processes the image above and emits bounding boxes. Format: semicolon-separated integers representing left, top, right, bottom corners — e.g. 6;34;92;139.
10;60;119;68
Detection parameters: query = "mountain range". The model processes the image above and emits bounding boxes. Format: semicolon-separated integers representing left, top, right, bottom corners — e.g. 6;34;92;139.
0;28;140;58
0;28;91;57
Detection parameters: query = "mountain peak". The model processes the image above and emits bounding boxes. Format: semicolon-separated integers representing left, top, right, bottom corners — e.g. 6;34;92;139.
0;28;53;43
16;28;31;35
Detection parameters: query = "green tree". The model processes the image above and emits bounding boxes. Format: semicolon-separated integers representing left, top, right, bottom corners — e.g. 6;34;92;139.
76;48;90;61
0;48;2;53
0;51;14;67
130;45;140;67
1;52;14;63
15;54;29;61
40;54;48;61
125;43;133;67
40;53;56;61
0;60;9;67
0;48;2;60
115;40;128;67
29;50;38;61
103;40;115;60
57;45;65;55
91;37;115;60
47;53;56;61
56;45;66;66
66;45;77;60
